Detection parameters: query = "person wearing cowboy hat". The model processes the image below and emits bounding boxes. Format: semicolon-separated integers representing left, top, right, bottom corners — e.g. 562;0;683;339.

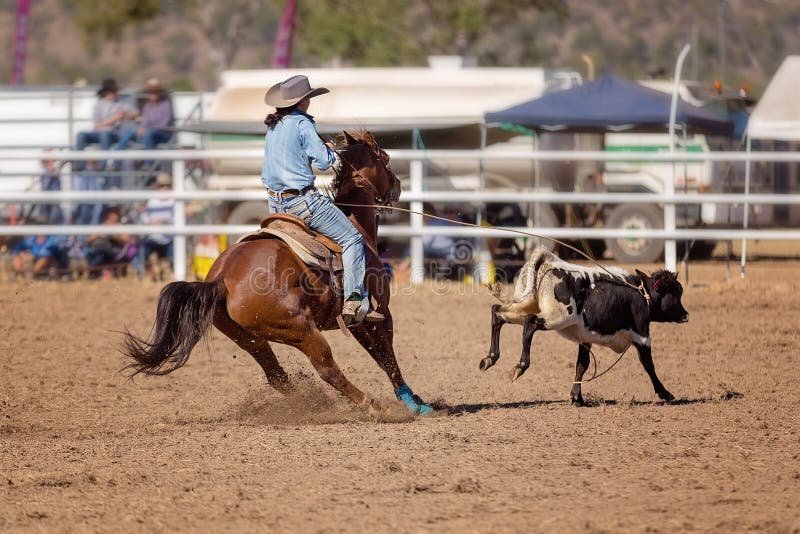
261;74;383;325
117;78;174;170
74;78;137;172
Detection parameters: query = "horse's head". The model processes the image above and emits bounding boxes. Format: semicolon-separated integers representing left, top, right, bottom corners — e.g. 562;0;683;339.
332;130;401;206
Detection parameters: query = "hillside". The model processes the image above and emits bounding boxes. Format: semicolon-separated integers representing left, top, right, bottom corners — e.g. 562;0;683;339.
1;0;798;96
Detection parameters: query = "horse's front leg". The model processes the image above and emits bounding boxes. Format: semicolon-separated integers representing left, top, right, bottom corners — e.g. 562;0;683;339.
480;304;505;371
350;314;434;415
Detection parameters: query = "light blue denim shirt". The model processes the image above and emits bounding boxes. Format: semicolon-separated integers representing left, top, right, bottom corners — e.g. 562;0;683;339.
260;110;336;191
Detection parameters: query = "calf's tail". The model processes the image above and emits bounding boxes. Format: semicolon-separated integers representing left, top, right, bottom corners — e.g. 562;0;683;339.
485;281;511;304
122;279;225;376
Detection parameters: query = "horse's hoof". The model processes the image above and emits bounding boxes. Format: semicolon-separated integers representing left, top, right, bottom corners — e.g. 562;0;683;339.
361;395;382;416
509;365;527;383
396;385;435;416
479;356;497;371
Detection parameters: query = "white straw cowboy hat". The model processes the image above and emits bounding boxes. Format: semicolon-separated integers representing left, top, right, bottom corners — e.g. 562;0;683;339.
265;75;329;108
144;77;166;94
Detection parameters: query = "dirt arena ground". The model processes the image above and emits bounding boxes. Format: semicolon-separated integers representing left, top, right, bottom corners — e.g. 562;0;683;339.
1;260;799;532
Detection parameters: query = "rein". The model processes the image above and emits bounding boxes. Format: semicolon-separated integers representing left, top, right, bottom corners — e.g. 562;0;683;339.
335;201;649;300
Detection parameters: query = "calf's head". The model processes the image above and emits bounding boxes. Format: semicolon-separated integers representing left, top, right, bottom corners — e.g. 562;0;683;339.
636;269;689;324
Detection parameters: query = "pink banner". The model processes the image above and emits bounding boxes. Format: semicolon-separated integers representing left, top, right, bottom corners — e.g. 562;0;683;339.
271;0;296;68
11;0;31;86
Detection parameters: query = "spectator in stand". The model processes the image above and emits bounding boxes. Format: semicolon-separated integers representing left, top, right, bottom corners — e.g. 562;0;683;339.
74;78;137;171
11;235;62;279
38;151;64;224
140;172;175;280
85;207;137;279
118;78;174;170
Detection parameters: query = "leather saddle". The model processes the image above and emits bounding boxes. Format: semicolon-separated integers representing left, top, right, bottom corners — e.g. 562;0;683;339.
237;213;344;275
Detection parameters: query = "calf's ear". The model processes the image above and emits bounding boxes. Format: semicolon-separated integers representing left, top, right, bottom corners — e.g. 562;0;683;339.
635;269;649;280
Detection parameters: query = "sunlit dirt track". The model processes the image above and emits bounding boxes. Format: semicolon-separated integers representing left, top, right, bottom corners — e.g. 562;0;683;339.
1;261;799;532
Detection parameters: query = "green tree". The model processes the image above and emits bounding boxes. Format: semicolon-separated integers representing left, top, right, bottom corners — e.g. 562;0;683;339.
73;0;161;45
295;0;568;66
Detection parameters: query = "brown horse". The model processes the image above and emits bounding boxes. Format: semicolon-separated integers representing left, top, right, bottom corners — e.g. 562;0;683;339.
123;131;434;417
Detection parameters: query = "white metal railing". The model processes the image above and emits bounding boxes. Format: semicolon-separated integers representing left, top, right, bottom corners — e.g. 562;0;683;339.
2;148;800;282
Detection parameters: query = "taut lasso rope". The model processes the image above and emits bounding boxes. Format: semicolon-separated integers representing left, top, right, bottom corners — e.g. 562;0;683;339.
335;202;650;300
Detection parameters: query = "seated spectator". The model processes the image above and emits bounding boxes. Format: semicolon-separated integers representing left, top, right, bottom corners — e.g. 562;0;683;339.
11;235;63;279
85;208;138;279
117;78;174;170
74;78;137;172
140;172;175;280
38;151;64;224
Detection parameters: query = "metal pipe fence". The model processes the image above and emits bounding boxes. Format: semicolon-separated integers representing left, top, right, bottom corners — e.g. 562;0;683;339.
2;148;799;282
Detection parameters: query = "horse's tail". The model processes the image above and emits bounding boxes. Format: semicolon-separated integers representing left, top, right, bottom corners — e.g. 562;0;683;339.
122;279;226;376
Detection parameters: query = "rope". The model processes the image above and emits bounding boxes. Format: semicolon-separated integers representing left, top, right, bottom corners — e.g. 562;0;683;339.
572;345;631;385
336;201;649;299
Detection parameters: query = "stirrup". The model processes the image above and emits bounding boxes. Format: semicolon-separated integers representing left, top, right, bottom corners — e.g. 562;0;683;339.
364;309;385;323
341;300;360;326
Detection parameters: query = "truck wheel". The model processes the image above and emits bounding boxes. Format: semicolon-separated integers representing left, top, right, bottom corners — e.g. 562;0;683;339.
524;204;559;257
605;204;664;264
227;201;269;243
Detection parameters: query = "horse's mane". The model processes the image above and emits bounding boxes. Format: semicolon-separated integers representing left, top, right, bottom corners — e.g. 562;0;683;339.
330;130;380;200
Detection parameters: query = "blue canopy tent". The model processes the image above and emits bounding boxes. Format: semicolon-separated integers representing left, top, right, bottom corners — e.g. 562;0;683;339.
482;75;734;271
484;75;733;135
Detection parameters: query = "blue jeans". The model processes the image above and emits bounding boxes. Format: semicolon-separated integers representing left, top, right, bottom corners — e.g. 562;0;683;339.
75;130;119;171
267;189;366;302
117;128;172;150
72;173;103;225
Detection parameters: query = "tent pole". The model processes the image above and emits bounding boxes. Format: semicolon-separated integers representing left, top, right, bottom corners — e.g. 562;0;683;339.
741;135;751;278
667;43;691;272
476;122;488;283
682;125;689;284
532;134;540;229
477;123;486;226
410;128;424;284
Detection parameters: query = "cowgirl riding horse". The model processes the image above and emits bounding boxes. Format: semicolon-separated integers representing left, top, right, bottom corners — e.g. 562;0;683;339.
123;76;434;416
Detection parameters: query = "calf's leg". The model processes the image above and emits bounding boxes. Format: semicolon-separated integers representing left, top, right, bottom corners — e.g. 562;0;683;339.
570;343;591;405
509;315;544;382
480;304;505;371
634;342;675;402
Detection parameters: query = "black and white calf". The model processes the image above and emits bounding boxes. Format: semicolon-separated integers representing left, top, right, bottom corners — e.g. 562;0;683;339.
481;247;688;404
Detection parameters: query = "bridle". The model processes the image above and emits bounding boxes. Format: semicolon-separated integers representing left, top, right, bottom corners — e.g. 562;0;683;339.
334;141;399;207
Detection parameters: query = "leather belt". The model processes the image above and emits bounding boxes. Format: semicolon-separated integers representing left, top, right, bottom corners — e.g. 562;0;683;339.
268;185;316;198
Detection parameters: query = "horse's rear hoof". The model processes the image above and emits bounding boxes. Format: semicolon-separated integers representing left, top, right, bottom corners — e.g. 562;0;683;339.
479;356;497;371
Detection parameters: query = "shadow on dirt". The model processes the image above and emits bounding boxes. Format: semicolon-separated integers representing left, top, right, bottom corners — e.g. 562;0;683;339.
449;392;743;415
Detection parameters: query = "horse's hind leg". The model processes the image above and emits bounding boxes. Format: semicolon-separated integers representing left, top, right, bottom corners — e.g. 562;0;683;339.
294;328;375;411
214;309;292;395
